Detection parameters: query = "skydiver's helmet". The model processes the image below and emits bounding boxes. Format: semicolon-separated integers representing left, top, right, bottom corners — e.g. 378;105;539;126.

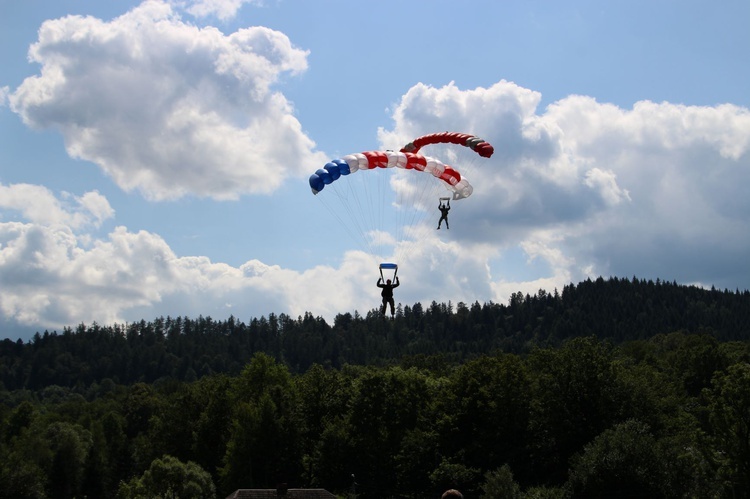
387;279;391;284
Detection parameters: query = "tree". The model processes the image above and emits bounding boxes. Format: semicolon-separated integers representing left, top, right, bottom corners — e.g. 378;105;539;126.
0;458;47;499
705;362;750;496
191;374;234;480
566;420;665;498
218;400;258;493
44;421;93;499
481;465;521;499
429;458;480;498
4;400;35;443
527;337;621;485
296;364;352;487
344;367;436;497
309;416;357;493
439;355;532;482
219;353;302;494
117;454;215;499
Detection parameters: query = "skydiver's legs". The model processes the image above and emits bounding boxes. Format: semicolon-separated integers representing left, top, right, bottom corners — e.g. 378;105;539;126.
380;298;395;316
381;299;391;316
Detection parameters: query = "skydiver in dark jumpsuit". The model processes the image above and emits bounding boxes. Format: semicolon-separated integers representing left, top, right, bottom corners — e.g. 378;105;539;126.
437;199;450;229
377;277;399;317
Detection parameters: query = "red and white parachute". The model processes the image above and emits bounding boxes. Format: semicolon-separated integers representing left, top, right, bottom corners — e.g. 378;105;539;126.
309;150;473;200
400;131;494;158
308;132;493;262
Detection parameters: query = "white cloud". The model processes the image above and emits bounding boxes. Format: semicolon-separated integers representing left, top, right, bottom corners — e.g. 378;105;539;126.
378;81;750;295
0;218;279;329
0;183;113;229
181;0;263;21
583;168;630;206
0;181;499;331
9;0;326;201
0;180;378;329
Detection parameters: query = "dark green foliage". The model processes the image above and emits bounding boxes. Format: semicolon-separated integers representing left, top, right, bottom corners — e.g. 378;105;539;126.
439;355;532;483
117;454;215;498
2;277;749;390
0;276;749;497
219;353;303;493
481;464;521;499
705;362;750;497
527;337;622;484
567;420;666;498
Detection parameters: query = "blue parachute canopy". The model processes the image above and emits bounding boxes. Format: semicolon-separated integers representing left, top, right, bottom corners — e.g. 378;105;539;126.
379;262;398;281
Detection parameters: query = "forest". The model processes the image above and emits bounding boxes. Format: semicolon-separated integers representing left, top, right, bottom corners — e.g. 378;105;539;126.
1;276;750;498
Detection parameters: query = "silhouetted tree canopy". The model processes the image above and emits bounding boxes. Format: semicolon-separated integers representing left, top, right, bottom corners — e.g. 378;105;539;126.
1;276;749;498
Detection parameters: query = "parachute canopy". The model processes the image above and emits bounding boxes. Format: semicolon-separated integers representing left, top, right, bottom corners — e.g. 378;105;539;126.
307;132;491;262
379;262;398;281
309;150;473;200
400;131;494;158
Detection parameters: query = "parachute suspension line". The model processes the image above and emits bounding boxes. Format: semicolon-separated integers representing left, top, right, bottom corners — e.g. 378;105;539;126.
396;170;434;231
389;165;453;264
353;168;389;262
315;185;375;259
308;147;478;265
313;163;392;263
365;166;386;261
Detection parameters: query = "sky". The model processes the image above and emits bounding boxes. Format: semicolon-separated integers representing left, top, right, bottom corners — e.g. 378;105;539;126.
1;0;749;342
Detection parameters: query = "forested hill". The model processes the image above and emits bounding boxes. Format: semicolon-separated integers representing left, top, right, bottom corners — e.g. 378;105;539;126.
2;276;749;390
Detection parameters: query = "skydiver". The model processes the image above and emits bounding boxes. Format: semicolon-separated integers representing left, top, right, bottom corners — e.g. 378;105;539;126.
377;276;400;317
437;199;450;229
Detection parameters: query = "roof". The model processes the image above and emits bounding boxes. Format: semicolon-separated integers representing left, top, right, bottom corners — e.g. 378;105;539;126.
225;489;337;499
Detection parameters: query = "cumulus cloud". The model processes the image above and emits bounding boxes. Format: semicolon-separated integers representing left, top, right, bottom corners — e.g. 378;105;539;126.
379;81;750;298
0;179;500;332
0;183;113;229
583;168;630;206
0;181;385;331
181;0;263;20
8;0;326;201
0;214;299;330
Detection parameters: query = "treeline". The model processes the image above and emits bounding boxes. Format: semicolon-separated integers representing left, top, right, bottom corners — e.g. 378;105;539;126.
1;276;750;498
2;335;750;498
2;276;750;391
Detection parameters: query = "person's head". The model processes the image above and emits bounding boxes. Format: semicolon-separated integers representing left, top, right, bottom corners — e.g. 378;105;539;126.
386;279;391;284
441;490;463;499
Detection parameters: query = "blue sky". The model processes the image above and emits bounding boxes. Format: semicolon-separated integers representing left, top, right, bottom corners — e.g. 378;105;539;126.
1;0;749;341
